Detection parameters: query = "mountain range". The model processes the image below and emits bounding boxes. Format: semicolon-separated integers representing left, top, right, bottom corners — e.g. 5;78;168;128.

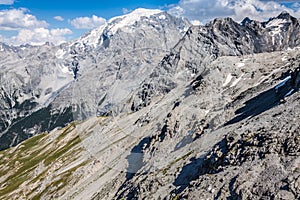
0;8;299;199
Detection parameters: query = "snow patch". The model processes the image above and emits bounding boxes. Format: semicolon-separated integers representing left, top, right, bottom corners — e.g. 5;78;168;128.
223;74;233;87
266;19;286;45
159;15;166;20
77;25;106;47
236;63;245;68
266;19;288;45
285;89;294;97
55;49;66;59
58;64;71;74
275;76;291;90
191;20;201;26
204;110;210;115
230;74;244;87
266;19;287;28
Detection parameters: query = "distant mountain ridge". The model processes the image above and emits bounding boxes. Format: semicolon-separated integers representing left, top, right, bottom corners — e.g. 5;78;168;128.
0;8;191;150
1;10;300;150
131;11;300;111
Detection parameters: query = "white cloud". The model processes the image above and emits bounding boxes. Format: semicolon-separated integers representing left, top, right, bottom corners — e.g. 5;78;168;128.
168;0;300;23
191;20;202;25
0;8;48;30
292;2;300;9
0;0;14;5
69;15;106;29
0;9;73;46
54;16;64;21
10;28;72;45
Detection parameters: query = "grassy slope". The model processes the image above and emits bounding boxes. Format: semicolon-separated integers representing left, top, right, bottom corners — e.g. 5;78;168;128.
0;121;88;199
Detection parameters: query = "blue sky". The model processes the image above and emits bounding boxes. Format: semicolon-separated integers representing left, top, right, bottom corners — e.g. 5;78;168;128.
0;0;178;40
3;0;177;19
0;0;299;45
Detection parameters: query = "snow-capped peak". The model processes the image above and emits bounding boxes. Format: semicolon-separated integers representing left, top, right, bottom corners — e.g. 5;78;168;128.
109;8;162;23
265;12;295;29
107;8;162;34
265;18;287;28
74;8;163;47
76;25;106;47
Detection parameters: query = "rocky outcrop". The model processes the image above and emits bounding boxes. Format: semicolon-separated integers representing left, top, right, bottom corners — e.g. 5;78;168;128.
131;12;300;111
176;91;300;200
93;46;300;200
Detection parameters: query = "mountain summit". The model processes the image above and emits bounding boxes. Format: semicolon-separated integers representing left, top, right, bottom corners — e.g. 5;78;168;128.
75;8;187;48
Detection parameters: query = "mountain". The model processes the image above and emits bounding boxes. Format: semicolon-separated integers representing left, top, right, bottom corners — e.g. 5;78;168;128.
131;12;300;111
0;9;190;150
0;10;300;199
75;8;188;48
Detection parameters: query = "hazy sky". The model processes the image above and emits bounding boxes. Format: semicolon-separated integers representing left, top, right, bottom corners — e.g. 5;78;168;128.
0;0;299;45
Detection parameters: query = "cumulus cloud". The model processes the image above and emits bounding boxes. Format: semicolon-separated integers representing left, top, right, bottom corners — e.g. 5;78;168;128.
0;9;73;46
0;8;48;30
54;16;64;21
69;15;106;29
0;0;14;5
291;2;300;9
168;0;300;23
10;28;72;45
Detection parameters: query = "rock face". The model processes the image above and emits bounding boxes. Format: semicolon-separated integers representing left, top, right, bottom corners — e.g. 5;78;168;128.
107;49;300;200
0;9;190;150
0;10;300;200
131;12;300;111
0;43;75;150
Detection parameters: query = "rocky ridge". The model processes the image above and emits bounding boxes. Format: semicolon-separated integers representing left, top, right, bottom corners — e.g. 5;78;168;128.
131;11;300;111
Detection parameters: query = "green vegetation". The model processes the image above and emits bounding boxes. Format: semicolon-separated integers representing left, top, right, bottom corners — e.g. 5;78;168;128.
31;161;88;200
0;133;49;196
0;118;87;199
14;99;38;111
56;122;77;142
162;150;194;175
44;136;81;166
20;133;47;151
